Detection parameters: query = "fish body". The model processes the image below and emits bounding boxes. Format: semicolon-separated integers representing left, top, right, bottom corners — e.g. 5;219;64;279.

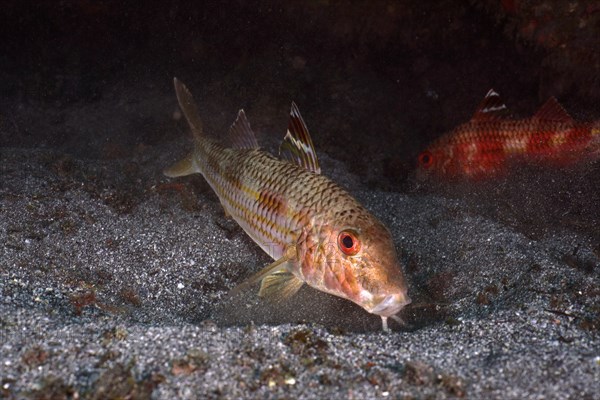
417;89;600;180
165;79;410;331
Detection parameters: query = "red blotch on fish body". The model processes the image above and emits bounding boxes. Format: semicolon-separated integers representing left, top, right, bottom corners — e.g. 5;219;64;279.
417;90;599;181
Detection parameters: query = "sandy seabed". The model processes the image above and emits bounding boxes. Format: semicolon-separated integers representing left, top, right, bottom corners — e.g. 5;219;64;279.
1;145;598;399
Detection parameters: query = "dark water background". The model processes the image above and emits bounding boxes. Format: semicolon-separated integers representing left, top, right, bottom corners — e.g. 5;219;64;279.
2;0;599;241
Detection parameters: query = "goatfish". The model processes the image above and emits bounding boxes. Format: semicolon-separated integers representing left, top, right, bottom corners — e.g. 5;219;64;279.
416;89;600;180
164;78;410;331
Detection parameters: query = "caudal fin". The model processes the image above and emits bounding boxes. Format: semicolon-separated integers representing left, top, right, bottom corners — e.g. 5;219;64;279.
173;78;204;141
164;153;197;178
163;78;204;178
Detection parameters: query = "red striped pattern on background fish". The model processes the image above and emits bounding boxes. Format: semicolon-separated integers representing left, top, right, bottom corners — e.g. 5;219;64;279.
417;89;600;180
164;79;410;331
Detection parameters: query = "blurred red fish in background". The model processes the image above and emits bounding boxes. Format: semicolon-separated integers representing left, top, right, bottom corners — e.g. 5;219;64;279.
416;89;600;180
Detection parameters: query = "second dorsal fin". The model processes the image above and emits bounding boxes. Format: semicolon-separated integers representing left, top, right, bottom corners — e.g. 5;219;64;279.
533;97;572;122
229;110;259;149
279;102;321;174
471;89;508;121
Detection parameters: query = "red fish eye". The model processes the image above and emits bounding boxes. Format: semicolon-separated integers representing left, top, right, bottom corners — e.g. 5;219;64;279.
338;230;361;256
418;151;434;168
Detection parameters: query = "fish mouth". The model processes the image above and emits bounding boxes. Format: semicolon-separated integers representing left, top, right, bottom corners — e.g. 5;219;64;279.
370;293;411;317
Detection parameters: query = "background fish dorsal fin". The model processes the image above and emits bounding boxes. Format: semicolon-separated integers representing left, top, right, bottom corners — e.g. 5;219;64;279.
173;78;204;140
229;109;259;149
533;97;572;122
471;89;508;121
279;102;321;174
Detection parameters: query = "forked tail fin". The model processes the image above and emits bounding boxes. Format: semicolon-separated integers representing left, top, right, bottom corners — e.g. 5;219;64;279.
164;153;197;178
173;78;204;141
163;78;204;178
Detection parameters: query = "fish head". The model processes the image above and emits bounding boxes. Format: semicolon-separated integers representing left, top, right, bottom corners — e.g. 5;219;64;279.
417;127;484;180
345;220;412;317
302;211;411;319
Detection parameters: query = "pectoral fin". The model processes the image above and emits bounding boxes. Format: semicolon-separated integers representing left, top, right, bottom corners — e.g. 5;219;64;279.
227;246;297;298
259;270;304;301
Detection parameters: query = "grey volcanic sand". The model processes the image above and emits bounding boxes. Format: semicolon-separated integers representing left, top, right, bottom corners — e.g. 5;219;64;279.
1;145;599;399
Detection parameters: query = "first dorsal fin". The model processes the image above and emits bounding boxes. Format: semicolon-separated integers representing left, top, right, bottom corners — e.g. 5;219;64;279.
279;102;321;174
533;97;572;122
229;110;259;149
471;89;508;121
173;78;204;141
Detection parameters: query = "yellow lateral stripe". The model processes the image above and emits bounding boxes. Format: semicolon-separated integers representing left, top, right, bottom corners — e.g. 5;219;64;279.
196;146;308;244
208;174;295;241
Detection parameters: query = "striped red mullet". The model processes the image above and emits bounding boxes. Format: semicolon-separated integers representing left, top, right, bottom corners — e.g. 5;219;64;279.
417;89;600;180
165;79;410;331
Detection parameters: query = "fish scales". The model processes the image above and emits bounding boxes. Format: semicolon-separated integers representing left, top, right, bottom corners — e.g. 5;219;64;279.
446;121;592;160
417;89;600;180
165;78;410;331
200;143;303;256
194;135;365;261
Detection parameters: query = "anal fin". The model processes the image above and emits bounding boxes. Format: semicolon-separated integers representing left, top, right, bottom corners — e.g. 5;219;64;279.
220;203;232;218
